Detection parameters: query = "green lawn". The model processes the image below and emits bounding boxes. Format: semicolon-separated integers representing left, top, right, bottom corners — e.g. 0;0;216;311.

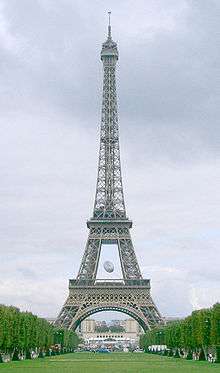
0;352;219;373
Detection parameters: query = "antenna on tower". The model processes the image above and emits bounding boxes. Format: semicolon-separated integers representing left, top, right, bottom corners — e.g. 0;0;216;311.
108;11;111;38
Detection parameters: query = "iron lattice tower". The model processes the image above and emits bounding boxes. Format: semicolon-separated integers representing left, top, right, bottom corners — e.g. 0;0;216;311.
55;15;163;331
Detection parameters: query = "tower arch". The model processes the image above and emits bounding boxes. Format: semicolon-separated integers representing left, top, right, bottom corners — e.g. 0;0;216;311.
72;306;148;332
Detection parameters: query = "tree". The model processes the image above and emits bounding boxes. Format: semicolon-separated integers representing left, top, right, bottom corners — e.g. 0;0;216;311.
211;303;220;346
109;326;125;333
139;302;220;359
0;305;80;359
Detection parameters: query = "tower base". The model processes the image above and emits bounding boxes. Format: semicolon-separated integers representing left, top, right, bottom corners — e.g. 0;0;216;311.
55;279;164;331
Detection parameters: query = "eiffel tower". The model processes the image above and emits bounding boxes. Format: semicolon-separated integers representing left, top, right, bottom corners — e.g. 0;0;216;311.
55;13;163;331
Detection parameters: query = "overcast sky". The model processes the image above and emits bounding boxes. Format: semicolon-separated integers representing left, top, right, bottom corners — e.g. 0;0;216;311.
0;0;219;320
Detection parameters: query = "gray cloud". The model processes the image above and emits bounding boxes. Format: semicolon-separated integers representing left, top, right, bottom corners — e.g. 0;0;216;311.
0;0;219;319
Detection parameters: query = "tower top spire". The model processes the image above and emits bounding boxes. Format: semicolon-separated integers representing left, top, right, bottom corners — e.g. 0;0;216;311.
108;11;111;39
101;11;118;60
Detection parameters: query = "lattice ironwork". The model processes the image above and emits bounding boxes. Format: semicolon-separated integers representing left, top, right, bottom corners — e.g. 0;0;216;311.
56;281;162;332
93;19;125;221
55;15;164;331
77;222;142;280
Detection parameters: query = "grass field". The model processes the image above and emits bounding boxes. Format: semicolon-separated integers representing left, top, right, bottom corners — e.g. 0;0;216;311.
0;352;219;373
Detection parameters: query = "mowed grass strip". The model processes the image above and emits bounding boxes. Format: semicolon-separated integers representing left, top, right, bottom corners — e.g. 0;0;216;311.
0;352;219;373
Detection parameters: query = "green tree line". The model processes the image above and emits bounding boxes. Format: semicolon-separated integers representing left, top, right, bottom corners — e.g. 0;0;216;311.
0;305;80;359
95;325;125;333
140;303;220;362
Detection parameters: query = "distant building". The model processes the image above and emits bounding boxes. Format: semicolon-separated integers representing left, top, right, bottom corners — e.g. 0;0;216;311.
80;318;96;333
125;319;140;334
79;318;143;350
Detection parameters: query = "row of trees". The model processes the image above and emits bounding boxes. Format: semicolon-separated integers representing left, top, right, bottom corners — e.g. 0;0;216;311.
140;303;220;362
0;305;80;360
95;325;125;333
